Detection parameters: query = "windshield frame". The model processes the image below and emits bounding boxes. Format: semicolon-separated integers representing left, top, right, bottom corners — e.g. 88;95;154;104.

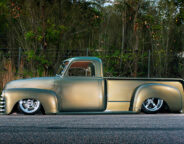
56;60;70;77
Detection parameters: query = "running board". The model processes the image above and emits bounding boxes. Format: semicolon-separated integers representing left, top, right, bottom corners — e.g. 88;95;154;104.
57;111;138;115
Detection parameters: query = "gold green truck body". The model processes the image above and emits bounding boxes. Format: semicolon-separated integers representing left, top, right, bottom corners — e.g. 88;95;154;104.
0;57;184;114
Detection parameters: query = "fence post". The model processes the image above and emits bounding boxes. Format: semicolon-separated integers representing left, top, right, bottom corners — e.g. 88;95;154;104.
148;50;150;78
18;47;21;70
86;48;88;56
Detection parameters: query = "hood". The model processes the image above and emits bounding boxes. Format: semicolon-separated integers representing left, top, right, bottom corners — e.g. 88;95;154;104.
5;77;59;91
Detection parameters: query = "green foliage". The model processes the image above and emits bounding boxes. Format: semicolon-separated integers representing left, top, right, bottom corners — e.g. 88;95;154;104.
0;0;184;87
0;0;7;8
25;50;50;65
37;35;43;42
25;50;35;60
25;31;35;41
46;26;60;41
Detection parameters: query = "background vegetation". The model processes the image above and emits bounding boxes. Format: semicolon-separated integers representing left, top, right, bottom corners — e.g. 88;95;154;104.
0;0;184;89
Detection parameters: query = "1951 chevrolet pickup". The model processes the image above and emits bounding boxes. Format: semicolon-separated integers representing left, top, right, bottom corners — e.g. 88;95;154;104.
0;57;184;115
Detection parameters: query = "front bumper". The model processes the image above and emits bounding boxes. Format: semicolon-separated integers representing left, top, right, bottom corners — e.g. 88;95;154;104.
0;96;6;115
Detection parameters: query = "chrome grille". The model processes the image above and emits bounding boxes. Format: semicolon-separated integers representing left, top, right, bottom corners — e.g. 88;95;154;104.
0;96;5;114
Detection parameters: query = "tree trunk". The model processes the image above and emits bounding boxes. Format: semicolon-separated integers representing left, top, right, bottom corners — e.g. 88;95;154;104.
132;0;142;77
120;3;126;70
132;9;139;77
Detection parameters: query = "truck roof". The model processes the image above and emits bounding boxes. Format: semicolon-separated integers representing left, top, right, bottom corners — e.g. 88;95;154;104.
65;56;102;63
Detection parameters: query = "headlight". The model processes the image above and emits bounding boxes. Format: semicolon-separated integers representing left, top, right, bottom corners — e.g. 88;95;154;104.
1;90;5;97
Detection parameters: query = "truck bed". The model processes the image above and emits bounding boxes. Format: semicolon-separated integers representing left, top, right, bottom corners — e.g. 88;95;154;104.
104;77;184;112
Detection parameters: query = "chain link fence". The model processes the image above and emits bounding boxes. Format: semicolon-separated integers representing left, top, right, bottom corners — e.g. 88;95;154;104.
0;48;184;90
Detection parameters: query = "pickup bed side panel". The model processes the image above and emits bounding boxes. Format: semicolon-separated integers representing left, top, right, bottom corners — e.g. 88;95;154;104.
106;80;136;111
106;79;183;112
4;88;58;114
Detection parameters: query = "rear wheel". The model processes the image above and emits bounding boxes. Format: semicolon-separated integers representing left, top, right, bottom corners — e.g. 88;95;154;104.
142;98;163;114
18;99;41;115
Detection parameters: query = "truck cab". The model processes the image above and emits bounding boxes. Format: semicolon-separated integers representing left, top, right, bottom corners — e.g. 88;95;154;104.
56;57;106;112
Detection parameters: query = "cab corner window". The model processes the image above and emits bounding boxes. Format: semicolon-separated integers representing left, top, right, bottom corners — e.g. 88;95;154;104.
67;61;95;77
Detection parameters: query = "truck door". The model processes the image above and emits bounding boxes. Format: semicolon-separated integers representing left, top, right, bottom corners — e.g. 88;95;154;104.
59;61;106;111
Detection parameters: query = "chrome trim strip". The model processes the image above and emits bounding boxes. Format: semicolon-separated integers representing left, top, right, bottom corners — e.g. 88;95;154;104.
108;101;130;102
0;98;4;101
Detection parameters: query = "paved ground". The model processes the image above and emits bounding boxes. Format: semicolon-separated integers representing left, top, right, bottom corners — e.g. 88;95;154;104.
0;114;184;144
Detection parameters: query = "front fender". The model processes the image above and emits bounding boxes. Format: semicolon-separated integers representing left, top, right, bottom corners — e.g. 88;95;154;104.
131;83;182;113
4;88;58;114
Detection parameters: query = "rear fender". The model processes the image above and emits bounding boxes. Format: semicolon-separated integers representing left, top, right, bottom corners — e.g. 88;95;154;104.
131;83;182;113
4;88;58;114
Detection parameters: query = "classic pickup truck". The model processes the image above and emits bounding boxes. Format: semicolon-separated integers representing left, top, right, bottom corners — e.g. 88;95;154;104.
0;57;184;115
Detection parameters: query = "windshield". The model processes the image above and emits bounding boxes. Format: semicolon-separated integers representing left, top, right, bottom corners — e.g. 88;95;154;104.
56;60;69;75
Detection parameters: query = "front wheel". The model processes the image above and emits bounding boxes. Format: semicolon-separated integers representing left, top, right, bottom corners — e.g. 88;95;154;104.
142;98;163;114
18;99;41;115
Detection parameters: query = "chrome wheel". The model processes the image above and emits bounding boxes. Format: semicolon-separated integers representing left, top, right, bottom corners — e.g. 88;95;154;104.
18;99;40;114
142;98;163;113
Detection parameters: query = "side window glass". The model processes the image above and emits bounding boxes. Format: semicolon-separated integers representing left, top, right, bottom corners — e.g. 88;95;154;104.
67;61;95;77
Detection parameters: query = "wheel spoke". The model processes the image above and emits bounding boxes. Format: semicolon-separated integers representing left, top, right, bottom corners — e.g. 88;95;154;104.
145;100;151;108
145;104;149;108
25;107;30;111
151;101;156;107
